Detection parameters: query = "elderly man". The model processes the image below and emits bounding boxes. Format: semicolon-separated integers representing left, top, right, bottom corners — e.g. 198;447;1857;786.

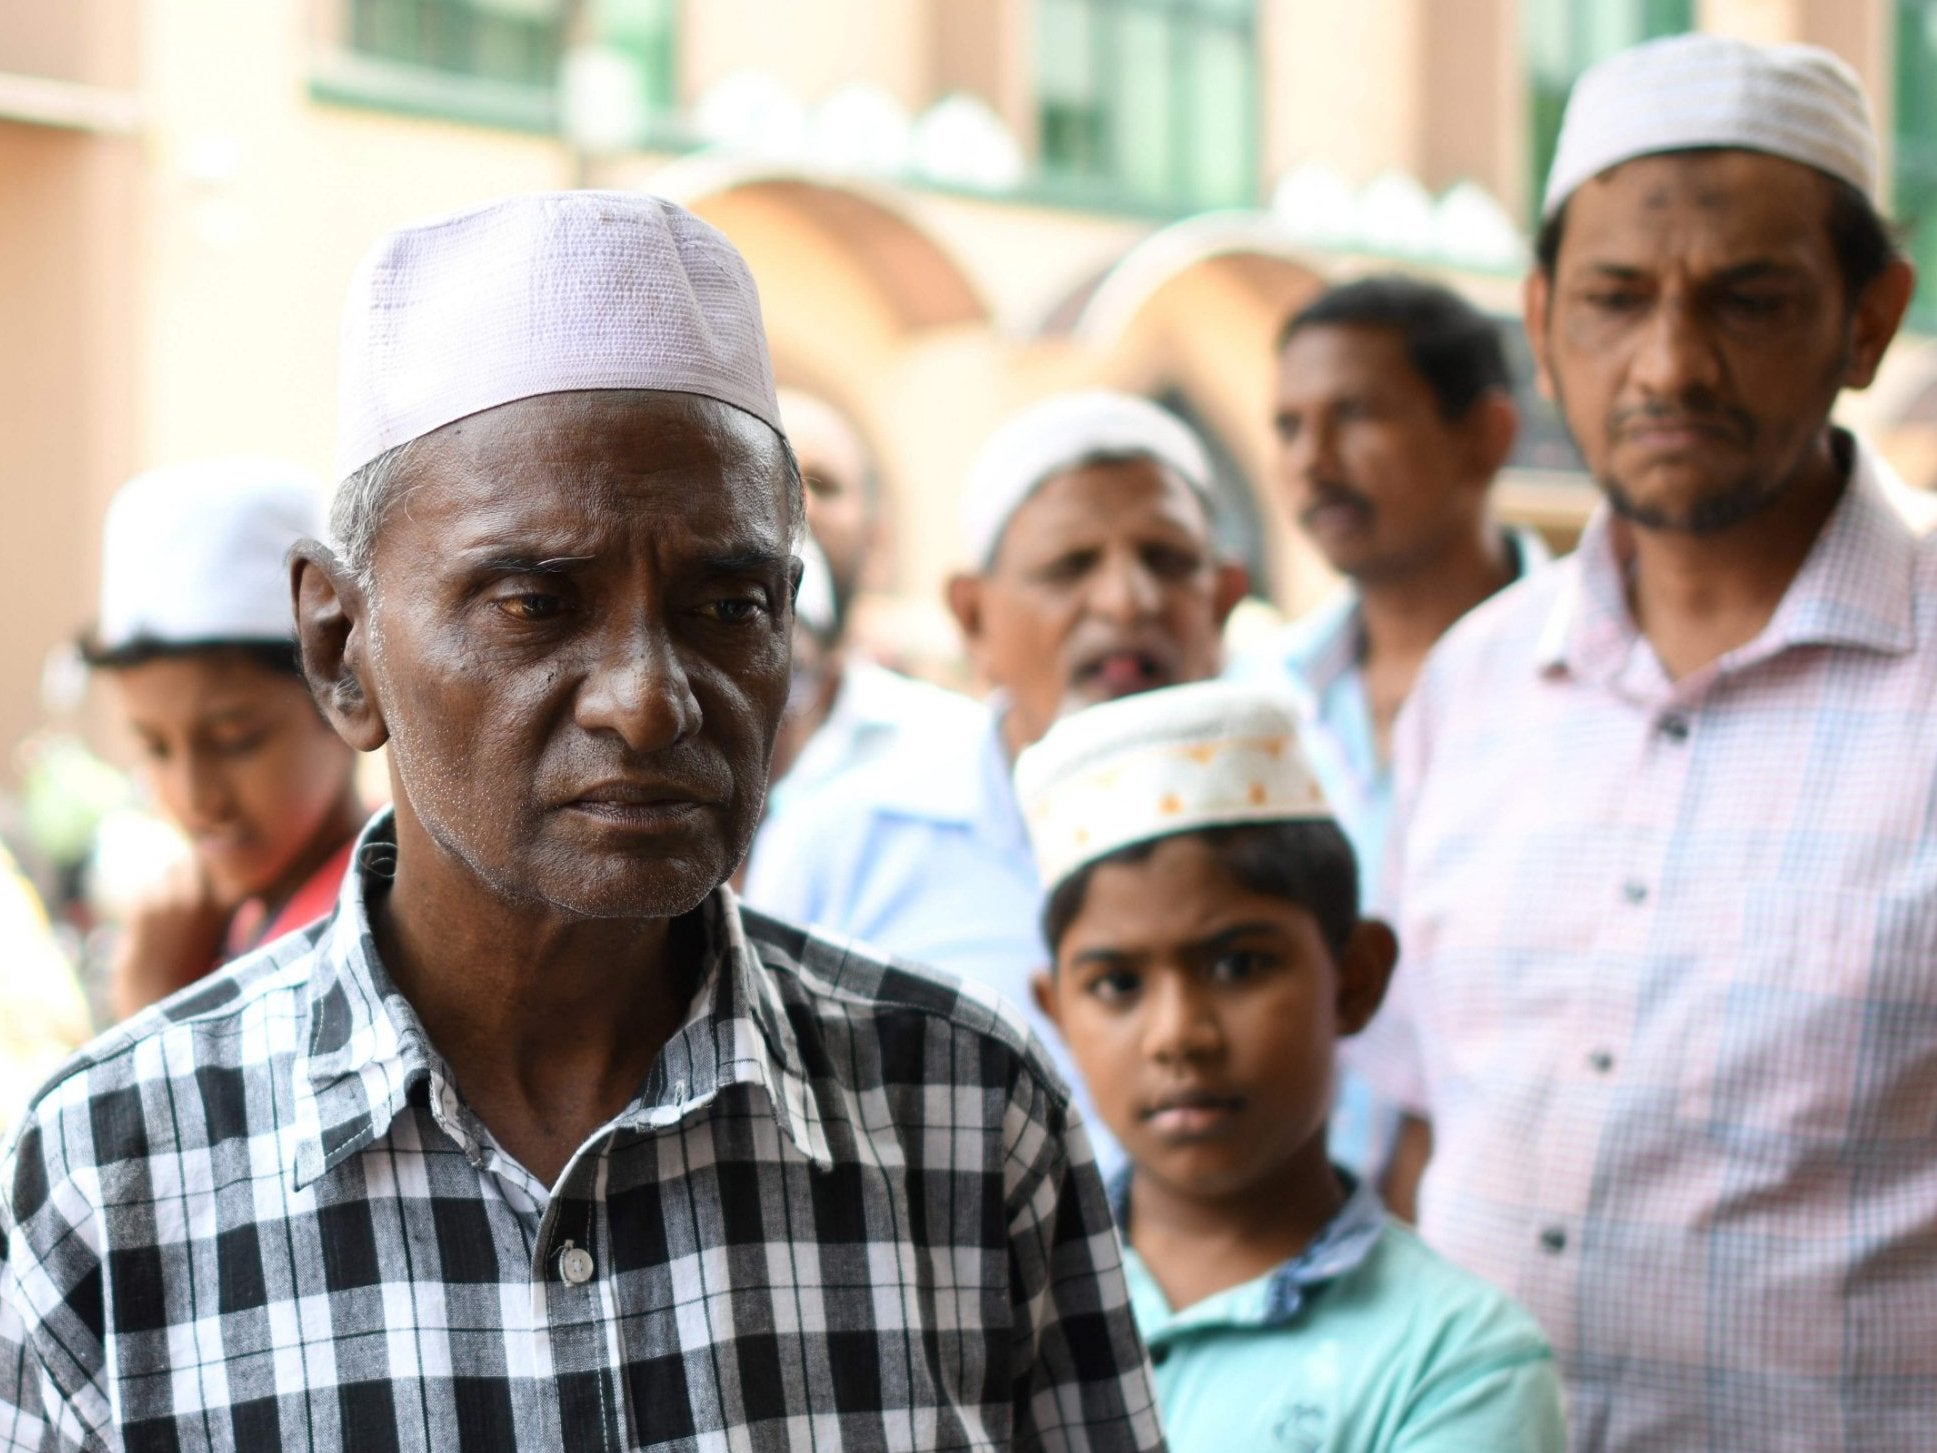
0;195;1163;1451
746;392;1245;1037
1354;35;1931;1450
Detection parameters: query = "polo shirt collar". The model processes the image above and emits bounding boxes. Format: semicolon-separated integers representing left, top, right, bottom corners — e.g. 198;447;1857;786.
291;810;830;1191
1536;431;1920;684
1111;1166;1387;1332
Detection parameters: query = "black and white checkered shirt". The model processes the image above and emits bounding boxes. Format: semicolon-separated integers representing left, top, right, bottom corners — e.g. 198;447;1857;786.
1;816;1163;1451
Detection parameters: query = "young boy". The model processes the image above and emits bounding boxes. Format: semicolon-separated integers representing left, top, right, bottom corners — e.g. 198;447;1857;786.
1017;680;1566;1450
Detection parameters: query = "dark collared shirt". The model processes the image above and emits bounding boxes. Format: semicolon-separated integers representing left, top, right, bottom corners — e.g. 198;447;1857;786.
1;814;1163;1451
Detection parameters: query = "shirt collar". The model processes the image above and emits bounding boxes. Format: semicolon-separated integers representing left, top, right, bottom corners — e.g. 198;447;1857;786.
1110;1165;1387;1331
1283;524;1553;697
1535;431;1920;684
290;810;831;1192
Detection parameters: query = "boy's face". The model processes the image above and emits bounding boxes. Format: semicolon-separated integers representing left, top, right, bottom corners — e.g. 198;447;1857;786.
1034;833;1394;1204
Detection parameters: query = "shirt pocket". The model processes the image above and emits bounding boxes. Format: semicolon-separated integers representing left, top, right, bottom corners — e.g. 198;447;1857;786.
1674;885;1937;1152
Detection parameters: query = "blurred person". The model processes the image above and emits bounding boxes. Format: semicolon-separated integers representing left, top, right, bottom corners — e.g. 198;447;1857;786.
778;387;876;621
1352;35;1933;1449
1020;682;1565;1451
747;390;1247;1163
81;461;367;1019
0;841;90;1141
748;398;984;839
1244;275;1545;1190
0;193;1162;1449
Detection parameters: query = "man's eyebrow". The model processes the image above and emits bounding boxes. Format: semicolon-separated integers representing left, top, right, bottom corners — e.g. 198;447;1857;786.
1708;260;1805;286
471;553;595;577
1069;945;1139;971
698;548;794;576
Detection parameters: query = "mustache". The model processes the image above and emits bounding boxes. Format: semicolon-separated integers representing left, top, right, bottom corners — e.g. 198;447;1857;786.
1298;480;1375;527
1610;400;1756;444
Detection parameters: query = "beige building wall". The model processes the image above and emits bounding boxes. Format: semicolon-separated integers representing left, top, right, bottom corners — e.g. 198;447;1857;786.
0;0;1929;784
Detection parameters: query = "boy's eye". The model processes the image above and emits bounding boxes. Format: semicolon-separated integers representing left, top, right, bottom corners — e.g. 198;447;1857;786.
209;725;273;759
1086;967;1141;1004
1208;950;1273;983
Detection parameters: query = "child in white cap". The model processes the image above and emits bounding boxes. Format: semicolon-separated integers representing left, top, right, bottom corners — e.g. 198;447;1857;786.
83;458;368;1017
1017;680;1566;1451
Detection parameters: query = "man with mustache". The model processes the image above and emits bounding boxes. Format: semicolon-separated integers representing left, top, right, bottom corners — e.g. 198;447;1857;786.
747;391;1246;1162
1352;34;1936;1451
1247;276;1541;1184
0;195;1165;1450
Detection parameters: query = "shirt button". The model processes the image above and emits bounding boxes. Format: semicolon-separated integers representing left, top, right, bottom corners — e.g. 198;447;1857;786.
1621;880;1649;904
1589;1049;1615;1074
1658;714;1690;742
1539;1226;1568;1254
557;1242;595;1286
1149;1345;1170;1367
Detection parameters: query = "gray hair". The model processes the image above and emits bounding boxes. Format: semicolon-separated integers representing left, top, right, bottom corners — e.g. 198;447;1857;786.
329;420;805;593
330;438;418;594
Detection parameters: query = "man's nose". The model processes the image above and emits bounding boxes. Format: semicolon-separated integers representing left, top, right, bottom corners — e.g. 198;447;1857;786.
1141;974;1222;1064
1085;549;1162;624
1630;293;1725;402
574;616;701;752
1281;415;1337;485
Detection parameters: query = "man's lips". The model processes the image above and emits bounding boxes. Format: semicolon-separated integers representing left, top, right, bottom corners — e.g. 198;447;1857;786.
563;781;717;828
1299;492;1374;536
1074;649;1171;696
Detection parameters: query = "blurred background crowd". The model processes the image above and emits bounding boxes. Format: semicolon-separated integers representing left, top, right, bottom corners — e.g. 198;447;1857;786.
3;0;1937;1104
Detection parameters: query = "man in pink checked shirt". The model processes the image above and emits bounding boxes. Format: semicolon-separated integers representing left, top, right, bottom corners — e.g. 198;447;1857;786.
1352;32;1937;1453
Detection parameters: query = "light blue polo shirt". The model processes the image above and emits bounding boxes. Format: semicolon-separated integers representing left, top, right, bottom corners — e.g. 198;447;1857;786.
1118;1172;1566;1452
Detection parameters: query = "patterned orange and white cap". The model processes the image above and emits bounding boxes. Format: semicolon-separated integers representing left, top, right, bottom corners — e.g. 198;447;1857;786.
1014;680;1332;894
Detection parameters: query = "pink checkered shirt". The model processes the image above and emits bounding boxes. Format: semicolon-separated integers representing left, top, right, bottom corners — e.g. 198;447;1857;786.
1355;433;1937;1452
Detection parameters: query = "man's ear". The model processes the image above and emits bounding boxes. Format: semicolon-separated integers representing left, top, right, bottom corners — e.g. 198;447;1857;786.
945;572;985;647
291;541;388;753
1843;257;1916;391
1522;269;1558;403
1464;388;1519;484
1211;558;1250;628
1335;918;1398;1038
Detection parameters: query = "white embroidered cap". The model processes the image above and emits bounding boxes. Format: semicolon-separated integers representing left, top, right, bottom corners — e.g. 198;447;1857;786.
94;458;327;653
1015;680;1333;896
961;390;1212;569
336;190;781;480
1543;32;1878;219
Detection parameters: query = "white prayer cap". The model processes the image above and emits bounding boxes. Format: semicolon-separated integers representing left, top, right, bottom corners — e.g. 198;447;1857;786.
1015;680;1332;896
1543;33;1878;219
962;390;1212;569
337;191;780;480
93;459;326;655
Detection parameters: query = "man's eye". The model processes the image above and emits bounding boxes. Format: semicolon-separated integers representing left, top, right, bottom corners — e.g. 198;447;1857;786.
1142;545;1202;580
495;594;564;622
1582;291;1647;314
1033;553;1098;585
702;596;768;624
1719;291;1786;319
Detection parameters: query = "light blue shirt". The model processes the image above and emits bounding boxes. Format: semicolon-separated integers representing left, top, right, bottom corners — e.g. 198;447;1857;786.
1116;1171;1566;1453
743;698;1123;1171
